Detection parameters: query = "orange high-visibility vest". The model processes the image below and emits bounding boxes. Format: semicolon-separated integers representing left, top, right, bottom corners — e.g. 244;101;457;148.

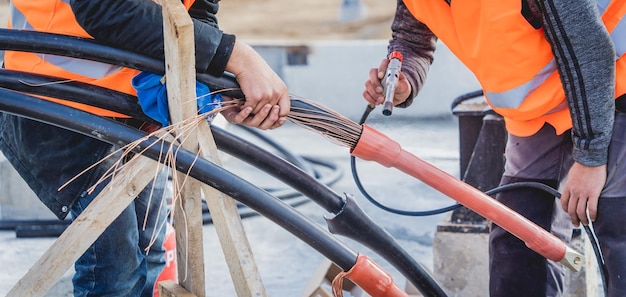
403;0;626;136
5;0;196;118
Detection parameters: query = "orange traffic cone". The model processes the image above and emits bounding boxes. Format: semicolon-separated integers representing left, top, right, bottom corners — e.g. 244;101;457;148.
154;223;177;297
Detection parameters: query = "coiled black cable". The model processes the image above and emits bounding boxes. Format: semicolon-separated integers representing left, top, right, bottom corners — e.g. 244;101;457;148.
0;85;449;297
0;29;446;296
0;87;363;274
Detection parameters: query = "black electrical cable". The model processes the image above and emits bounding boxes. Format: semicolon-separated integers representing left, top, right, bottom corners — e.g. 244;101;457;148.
0;87;362;273
351;155;462;216
0;28;243;98
0;88;449;297
194;126;448;296
0;69;155;123
347;89;480;216
488;182;608;297
0;68;345;228
0;29;446;296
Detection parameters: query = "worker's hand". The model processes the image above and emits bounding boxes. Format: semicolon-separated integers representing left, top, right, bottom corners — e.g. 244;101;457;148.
363;58;411;107
223;41;290;130
560;162;607;226
220;100;286;130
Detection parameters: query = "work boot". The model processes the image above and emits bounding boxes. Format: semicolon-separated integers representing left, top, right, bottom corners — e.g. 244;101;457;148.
592;197;626;297
489;176;570;297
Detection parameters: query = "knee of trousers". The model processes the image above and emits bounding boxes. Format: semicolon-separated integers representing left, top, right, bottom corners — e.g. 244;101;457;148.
489;177;567;297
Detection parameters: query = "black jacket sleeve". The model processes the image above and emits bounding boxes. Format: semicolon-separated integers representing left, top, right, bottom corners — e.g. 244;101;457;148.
70;0;235;76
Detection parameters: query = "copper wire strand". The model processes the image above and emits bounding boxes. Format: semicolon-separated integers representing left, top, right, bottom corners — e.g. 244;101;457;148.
331;270;349;297
286;97;362;148
58;103;224;281
59;91;367;283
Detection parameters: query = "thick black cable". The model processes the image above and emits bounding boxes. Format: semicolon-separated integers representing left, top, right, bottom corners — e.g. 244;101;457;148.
0;69;155;123
0;28;243;97
0;30;446;296
0;87;360;272
0;88;449;296
207;126;448;296
0;69;346;224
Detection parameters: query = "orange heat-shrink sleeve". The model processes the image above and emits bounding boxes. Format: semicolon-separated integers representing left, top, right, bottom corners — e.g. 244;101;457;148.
351;125;567;263
332;254;408;297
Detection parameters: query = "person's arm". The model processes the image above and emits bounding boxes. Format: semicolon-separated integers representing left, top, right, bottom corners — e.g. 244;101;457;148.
362;0;437;108
535;0;616;225
70;0;233;76
71;0;289;130
388;0;437;107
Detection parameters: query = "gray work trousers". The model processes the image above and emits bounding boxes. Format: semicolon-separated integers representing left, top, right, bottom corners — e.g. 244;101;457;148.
489;111;626;297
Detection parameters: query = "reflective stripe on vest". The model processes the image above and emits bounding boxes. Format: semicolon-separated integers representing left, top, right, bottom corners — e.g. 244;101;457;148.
5;0;196;117
6;1;137;117
10;4;125;80
403;0;625;137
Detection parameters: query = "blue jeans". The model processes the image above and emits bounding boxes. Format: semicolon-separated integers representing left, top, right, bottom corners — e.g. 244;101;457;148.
0;114;168;297
71;165;169;297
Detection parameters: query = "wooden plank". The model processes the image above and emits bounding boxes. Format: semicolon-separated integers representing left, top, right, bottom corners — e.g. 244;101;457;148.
157;0;205;295
197;123;267;296
159;280;196;297
157;1;266;296
7;156;161;297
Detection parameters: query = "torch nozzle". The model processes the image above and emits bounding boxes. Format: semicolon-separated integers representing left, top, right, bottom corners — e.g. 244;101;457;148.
382;51;403;116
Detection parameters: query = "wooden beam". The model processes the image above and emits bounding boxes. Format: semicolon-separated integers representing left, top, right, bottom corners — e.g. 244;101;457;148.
159;280;196;297
7;155;161;296
157;0;266;296
158;0;205;295
197;123;267;296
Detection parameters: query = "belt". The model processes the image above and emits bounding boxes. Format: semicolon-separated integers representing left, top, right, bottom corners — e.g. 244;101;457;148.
617;94;626;113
